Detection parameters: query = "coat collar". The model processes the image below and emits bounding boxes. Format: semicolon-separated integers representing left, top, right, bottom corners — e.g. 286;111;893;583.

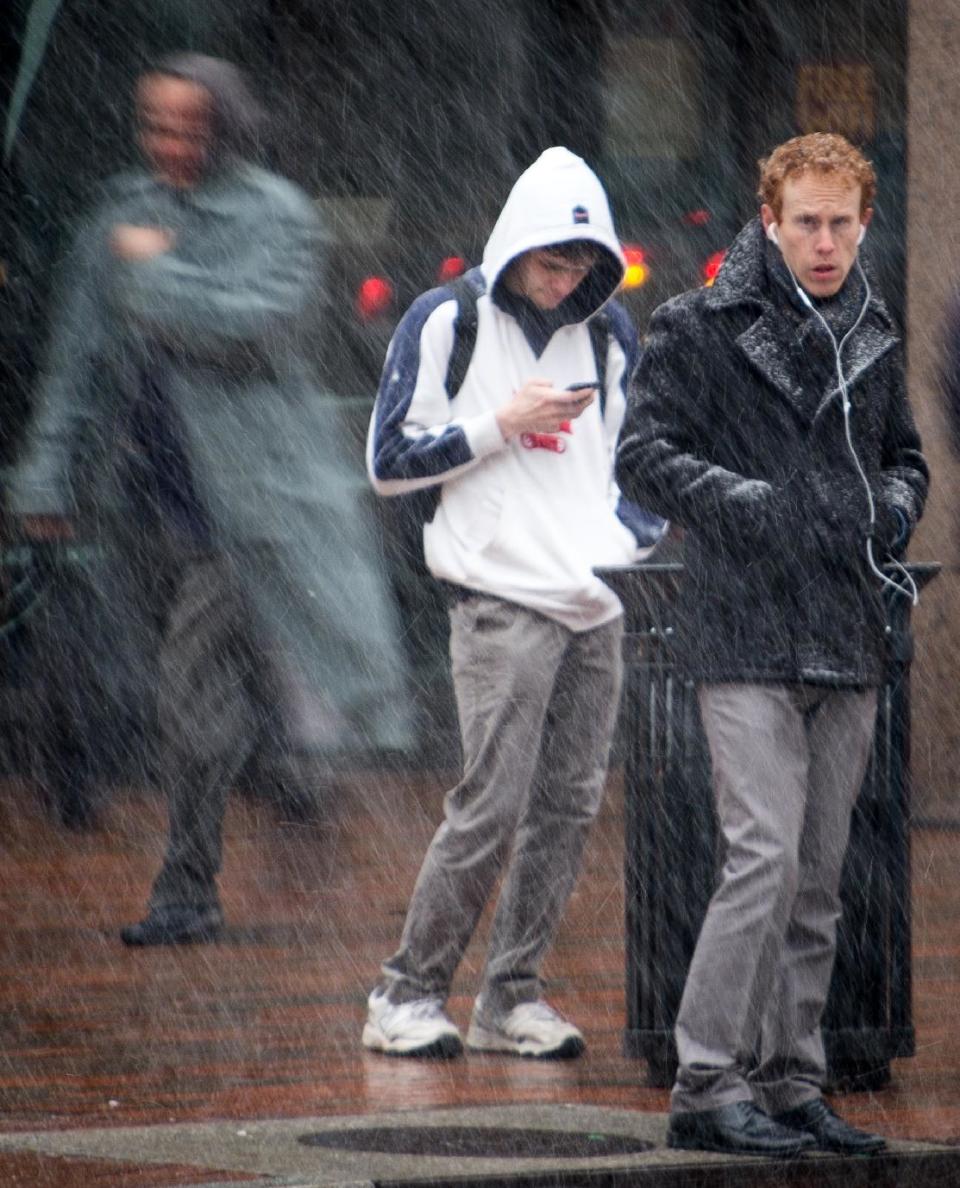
152;160;253;215
704;218;899;419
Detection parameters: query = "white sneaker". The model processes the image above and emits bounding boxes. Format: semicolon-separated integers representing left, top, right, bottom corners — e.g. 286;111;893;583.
361;988;463;1058
466;998;585;1059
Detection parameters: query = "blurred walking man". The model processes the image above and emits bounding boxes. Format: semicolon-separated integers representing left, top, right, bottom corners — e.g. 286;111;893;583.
10;54;407;945
616;133;928;1156
363;147;663;1059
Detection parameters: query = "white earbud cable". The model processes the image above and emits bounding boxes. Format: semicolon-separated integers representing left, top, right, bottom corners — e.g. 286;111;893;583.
787;256;918;605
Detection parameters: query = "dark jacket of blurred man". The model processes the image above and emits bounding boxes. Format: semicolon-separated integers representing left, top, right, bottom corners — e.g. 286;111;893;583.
9;53;408;945
616;133;928;1158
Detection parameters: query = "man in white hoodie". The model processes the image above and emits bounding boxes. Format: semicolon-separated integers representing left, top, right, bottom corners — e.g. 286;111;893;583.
363;147;661;1059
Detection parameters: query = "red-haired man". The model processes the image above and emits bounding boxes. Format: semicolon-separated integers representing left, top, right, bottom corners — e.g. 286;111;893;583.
617;133;928;1157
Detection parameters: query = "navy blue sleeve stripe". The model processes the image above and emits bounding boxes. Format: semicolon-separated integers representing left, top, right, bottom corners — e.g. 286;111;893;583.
370;285;476;484
616;494;667;547
605;299;667;547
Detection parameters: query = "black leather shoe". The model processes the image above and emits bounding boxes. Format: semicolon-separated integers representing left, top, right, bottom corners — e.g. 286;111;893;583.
668;1101;817;1157
120;905;224;946
773;1097;886;1154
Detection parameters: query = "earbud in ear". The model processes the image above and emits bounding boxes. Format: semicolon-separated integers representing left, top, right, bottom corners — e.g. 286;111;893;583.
766;222;779;246
857;224;866;246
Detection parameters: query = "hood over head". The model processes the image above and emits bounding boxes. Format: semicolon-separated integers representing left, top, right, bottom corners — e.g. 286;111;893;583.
149;52;265;161
482;147;626;322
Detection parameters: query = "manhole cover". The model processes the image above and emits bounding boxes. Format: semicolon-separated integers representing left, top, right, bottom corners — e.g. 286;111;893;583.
299;1126;653;1159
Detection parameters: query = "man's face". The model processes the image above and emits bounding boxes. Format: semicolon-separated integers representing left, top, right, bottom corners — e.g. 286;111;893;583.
137;74;213;189
507;248;594;311
761;171;870;299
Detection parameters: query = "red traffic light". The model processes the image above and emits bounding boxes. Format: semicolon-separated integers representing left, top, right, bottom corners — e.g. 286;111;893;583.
437;255;467;283
356;275;394;321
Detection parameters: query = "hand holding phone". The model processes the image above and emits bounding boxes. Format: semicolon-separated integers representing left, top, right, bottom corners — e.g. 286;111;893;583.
497;378;595;440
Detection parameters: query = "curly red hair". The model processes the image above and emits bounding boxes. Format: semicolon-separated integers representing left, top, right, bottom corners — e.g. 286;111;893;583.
758;133;876;218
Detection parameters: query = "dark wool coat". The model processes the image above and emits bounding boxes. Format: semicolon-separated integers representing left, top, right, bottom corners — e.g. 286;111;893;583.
615;218;929;687
9;161;409;755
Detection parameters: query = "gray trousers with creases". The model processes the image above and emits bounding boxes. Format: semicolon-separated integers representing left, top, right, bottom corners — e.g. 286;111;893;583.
380;595;623;1017
671;682;878;1116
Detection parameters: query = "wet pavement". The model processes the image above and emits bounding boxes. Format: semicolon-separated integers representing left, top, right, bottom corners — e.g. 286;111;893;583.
1;775;958;1185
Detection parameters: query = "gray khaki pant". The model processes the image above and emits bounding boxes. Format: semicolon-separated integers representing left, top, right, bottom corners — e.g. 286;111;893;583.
380;595;623;1017
671;682;878;1116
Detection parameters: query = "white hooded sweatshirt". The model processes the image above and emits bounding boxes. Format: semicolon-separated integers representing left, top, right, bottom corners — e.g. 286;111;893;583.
367;147;657;631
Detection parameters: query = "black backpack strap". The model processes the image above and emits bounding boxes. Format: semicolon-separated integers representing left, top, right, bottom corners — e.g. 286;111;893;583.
587;311;610;415
444;272;485;399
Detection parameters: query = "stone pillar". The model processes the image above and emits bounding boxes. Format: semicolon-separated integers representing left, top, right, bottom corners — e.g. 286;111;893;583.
905;1;960;821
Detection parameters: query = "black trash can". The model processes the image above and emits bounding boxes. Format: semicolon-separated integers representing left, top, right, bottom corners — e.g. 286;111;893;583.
597;557;940;1091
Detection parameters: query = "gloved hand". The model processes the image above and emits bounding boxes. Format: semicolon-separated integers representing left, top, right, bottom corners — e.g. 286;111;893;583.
871;502;909;557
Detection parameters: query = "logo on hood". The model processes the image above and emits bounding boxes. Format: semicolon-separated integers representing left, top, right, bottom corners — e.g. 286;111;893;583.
572;205;590;224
